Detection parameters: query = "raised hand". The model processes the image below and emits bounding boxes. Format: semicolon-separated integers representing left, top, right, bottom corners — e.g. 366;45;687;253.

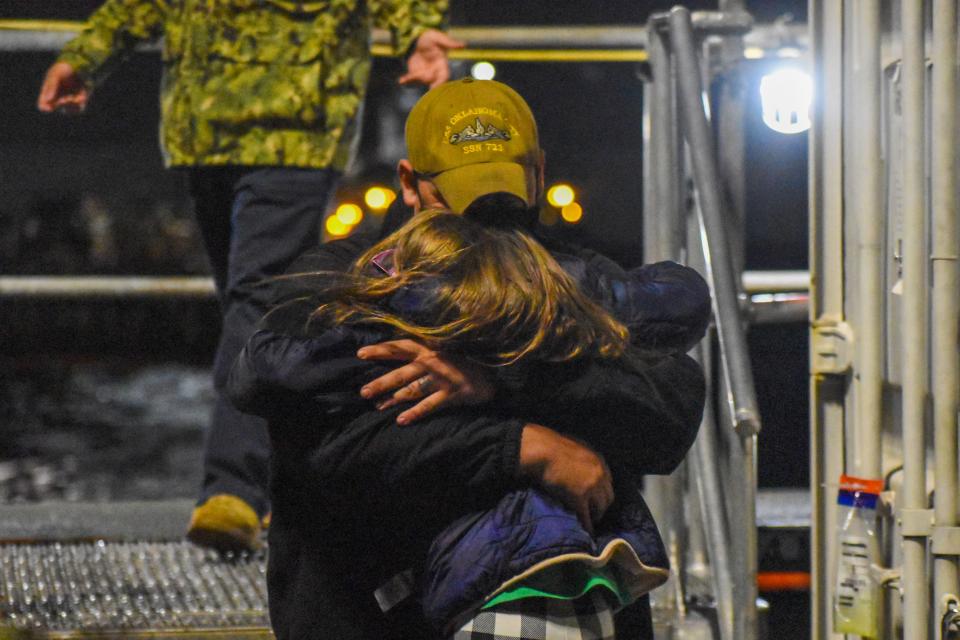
399;29;465;88
38;62;90;114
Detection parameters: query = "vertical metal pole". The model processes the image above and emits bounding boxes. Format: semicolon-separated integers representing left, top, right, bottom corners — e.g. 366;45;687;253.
688;212;736;640
850;0;883;482
716;0;748;275
643;25;688;624
669;8;760;640
810;1;848;637
900;1;930;638
691;364;736;640
667;7;760;442
645;26;680;264
931;0;960;630
647;25;683;263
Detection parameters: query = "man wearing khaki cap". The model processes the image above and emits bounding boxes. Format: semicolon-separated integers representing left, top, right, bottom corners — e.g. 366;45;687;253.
398;76;543;217
232;78;709;638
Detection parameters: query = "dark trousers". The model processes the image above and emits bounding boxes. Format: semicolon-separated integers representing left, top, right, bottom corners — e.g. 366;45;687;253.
189;166;338;516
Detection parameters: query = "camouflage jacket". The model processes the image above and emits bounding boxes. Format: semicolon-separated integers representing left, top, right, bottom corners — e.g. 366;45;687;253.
58;0;447;169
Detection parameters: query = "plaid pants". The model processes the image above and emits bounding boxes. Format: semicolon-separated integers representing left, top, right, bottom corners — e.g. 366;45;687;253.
451;591;616;640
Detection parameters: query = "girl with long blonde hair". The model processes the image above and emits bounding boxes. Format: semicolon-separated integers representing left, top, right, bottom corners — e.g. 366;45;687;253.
231;208;707;640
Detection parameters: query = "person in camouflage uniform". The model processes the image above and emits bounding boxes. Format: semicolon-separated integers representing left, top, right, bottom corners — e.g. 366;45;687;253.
38;0;463;552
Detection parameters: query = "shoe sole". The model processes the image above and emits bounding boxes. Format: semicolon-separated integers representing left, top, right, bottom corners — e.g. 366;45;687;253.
186;526;260;553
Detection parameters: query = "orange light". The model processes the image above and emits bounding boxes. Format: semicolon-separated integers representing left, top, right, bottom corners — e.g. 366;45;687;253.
757;572;811;592
560;202;583;223
364;186;396;211
325;215;351;237
335;203;363;226
547;184;575;207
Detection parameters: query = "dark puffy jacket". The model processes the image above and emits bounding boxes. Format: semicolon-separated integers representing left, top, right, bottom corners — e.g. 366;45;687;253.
230;226;709;639
229;309;703;639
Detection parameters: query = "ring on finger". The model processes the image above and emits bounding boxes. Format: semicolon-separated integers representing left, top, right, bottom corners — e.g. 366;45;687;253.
414;374;434;394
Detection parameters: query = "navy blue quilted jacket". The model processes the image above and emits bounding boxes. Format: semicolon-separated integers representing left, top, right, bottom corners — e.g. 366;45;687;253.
420;479;670;635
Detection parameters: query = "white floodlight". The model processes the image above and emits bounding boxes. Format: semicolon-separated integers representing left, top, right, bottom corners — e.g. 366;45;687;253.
470;61;496;81
759;67;813;134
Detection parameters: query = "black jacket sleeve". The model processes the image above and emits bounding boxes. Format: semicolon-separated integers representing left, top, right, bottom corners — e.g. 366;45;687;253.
518;352;706;476
229;310;526;523
245;232;377;315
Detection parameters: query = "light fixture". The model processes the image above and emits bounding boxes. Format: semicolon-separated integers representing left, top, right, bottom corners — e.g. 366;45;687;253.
546;184;575;208
335;203;363;226
561;202;583;224
364;186;396;211
325;215;350;237
470;61;496;81
759;67;813;134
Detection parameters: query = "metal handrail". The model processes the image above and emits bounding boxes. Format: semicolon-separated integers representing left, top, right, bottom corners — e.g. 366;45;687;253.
669;6;761;439
0;16;806;59
0;271;809;300
643;7;763;640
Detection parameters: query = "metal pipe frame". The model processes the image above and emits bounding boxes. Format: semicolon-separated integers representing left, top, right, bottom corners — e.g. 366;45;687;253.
808;1;849;637
668;7;761;640
645;26;684;267
931;0;960;631
741;270;809;293
0;276;216;299
899;1;930;637
0;19;744;54
641;21;689;627
691;364;736;640
850;0;884;482
668;6;760;440
0;17;808;59
688;223;736;640
746;293;809;325
0;272;808;300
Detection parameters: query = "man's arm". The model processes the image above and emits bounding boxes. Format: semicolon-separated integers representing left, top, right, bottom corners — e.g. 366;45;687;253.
38;0;165;112
228;309;613;531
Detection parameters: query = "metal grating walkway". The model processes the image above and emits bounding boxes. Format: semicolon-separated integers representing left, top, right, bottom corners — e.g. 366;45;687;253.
0;501;272;639
0;541;271;638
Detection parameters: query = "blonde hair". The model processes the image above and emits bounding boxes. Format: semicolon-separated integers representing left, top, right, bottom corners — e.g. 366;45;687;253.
309;210;629;366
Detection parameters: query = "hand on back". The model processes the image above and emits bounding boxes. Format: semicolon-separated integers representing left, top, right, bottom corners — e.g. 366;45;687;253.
519;424;615;535
358;339;495;425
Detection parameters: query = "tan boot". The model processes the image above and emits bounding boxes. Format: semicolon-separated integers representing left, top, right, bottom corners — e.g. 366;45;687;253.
186;494;262;552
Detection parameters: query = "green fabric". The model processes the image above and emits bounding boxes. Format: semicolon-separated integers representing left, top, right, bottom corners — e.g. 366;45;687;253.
482;575;628;610
481;563;633;611
58;0;447;169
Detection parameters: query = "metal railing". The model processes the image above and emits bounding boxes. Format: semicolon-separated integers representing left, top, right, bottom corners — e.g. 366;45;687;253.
0;271;808;298
0;16;807;64
643;6;764;640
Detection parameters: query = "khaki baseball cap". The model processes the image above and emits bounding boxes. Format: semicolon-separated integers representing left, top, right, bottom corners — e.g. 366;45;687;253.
405;78;541;214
